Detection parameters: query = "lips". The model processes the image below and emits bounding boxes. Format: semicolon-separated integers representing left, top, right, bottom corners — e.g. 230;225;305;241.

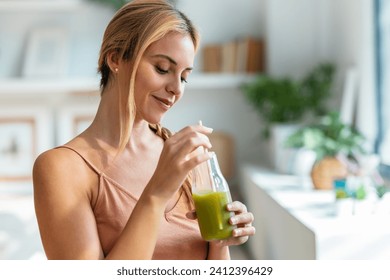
153;95;174;109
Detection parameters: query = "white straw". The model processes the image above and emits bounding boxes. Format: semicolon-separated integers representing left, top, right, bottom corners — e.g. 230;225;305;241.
198;120;208;154
198;120;215;192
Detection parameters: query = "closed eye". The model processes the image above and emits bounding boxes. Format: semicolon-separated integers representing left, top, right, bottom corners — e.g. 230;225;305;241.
155;66;168;74
156;66;188;83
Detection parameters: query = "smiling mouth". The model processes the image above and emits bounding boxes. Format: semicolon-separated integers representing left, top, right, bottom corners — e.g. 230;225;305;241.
153;96;174;108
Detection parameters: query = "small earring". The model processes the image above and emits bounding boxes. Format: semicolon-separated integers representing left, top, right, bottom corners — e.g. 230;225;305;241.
114;68;119;73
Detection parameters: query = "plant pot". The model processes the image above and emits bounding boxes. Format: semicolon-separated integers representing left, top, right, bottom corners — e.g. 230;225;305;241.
269;123;301;173
291;148;317;176
310;156;348;190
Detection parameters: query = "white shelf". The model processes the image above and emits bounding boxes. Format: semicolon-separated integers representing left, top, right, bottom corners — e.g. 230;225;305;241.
0;74;258;95
187;73;257;90
0;0;83;11
0;77;100;95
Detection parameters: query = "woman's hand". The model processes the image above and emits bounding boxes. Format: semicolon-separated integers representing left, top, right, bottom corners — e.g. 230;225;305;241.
146;124;213;201
211;201;255;247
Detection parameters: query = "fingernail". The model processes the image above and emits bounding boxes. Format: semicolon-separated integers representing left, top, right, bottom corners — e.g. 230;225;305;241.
227;204;233;211
230;217;237;224
234;229;242;237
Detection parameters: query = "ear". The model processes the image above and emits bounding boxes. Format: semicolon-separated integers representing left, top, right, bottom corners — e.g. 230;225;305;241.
106;51;121;73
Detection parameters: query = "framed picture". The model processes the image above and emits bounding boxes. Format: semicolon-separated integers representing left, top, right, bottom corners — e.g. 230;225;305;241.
56;103;98;145
22;27;69;78
0;106;53;190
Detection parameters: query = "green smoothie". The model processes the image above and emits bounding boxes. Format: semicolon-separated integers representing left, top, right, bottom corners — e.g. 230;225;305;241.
193;191;236;241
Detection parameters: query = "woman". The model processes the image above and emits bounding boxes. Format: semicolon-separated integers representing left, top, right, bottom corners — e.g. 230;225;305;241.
33;0;255;260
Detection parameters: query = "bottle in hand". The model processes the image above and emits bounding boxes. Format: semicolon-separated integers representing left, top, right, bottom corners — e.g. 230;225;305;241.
192;152;236;241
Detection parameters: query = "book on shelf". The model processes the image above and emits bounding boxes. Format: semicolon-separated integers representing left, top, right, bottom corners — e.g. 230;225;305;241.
221;40;237;73
202;37;265;74
202;44;222;72
246;37;265;73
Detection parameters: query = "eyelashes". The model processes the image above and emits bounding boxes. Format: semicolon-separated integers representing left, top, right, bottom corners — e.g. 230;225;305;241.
155;66;188;83
155;66;168;74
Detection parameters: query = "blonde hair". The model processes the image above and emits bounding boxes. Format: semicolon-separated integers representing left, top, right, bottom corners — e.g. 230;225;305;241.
98;0;200;151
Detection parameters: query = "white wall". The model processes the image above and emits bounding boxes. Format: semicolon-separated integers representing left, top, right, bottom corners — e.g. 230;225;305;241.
266;0;333;79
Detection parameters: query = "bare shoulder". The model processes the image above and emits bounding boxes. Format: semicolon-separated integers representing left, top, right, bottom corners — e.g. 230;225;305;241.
33;146;95;196
33;147;85;180
34;147;80;170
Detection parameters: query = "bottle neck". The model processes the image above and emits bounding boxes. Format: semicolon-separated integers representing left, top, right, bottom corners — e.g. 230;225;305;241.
209;152;222;177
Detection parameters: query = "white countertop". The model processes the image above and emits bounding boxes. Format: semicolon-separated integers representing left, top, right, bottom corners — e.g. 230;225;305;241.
241;165;390;259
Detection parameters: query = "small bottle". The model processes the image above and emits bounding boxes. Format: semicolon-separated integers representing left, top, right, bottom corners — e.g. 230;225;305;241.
192;152;236;241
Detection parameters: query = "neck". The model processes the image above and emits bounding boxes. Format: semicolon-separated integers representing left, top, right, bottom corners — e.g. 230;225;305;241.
88;87;153;152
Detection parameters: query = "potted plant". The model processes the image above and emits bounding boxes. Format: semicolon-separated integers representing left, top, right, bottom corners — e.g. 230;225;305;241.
241;63;335;172
285;111;366;190
241;63;335;138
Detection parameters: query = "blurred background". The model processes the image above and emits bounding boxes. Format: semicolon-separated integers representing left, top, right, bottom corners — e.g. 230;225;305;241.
0;0;389;260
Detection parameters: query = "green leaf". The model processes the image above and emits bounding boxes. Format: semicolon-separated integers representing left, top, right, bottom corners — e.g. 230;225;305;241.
241;63;335;138
284;111;366;159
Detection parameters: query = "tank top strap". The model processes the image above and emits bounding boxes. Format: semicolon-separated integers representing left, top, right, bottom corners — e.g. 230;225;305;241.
55;145;101;175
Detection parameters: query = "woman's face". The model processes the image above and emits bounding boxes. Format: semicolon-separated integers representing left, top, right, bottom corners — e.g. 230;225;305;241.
134;32;195;124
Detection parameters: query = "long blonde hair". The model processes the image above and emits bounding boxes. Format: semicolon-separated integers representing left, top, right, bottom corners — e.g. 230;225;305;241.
97;0;200;152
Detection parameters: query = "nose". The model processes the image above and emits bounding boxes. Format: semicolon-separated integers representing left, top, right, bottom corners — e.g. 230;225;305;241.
166;76;184;96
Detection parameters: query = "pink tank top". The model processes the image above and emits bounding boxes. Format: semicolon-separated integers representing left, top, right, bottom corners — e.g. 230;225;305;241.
59;144;208;260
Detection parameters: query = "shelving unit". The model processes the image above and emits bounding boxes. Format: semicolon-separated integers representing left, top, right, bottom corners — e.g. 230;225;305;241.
0;77;99;95
187;73;257;90
0;73;257;95
0;0;262;95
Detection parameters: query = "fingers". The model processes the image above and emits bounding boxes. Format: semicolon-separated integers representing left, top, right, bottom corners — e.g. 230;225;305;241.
228;201;254;230
227;201;248;214
207;201;256;248
225;201;256;246
182;151;212;171
229;212;254;227
169;125;213;154
162;124;214;171
230;211;255;239
149;123;214;198
232;224;256;238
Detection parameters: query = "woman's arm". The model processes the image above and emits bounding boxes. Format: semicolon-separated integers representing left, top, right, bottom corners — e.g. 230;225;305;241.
33;149;105;259
207;242;231;260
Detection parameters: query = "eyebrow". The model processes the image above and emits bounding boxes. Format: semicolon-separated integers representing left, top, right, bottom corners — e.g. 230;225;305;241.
152;54;193;71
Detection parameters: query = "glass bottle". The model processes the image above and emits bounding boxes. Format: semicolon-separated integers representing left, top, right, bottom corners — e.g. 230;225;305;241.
192;152;236;241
